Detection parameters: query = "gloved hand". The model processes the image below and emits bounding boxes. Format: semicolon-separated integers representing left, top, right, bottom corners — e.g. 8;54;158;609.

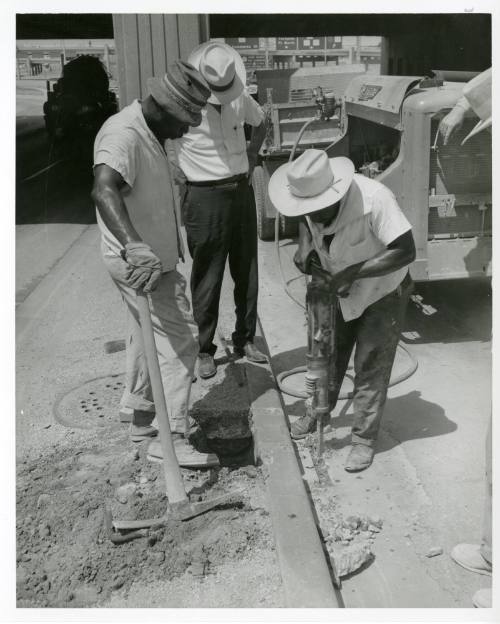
121;242;162;293
293;247;319;275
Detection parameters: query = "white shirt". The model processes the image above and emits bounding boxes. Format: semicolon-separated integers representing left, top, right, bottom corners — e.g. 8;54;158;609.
307;174;412;321
93;100;183;271
174;89;264;181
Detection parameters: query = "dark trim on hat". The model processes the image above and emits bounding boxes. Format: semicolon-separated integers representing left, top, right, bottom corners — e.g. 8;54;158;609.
209;75;235;92
168;70;207;108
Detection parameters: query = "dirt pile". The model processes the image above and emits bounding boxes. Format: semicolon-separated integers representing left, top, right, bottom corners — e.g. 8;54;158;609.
16;425;276;608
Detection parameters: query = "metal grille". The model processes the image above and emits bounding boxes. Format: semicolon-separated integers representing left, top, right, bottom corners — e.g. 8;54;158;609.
428;204;492;237
429;119;492;195
290;88;313;102
428;118;491;238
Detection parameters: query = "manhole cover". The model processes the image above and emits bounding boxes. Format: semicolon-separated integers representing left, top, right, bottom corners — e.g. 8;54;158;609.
53;373;125;429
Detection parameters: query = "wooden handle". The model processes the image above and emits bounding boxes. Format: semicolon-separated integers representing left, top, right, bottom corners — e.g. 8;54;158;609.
136;290;188;505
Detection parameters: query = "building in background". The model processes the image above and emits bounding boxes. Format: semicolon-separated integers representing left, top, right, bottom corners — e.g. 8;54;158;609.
214;36;381;77
16;39;118;89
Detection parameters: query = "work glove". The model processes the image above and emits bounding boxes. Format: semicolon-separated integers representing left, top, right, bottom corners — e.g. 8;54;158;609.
310;256;362;298
121;242;162;293
293;247;319;275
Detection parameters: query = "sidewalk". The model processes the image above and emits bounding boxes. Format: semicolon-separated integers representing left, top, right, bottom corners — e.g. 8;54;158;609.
256;236;491;608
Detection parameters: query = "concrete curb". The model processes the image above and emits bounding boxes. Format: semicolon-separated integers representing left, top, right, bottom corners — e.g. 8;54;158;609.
244;317;341;608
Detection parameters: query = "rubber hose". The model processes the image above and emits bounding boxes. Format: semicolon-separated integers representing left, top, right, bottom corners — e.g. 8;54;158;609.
276;342;418;400
274;118;419;400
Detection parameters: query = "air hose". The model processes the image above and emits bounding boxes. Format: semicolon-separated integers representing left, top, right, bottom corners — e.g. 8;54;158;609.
274;116;418;401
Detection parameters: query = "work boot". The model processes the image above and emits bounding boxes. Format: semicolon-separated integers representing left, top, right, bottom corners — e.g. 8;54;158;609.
344;444;375;472
472;588;492;608
451;544;492;576
129;424;158;442
290;411;329;439
129;409;158;442
119;407;133;423
198;354;216;379
147;438;219;469
235;342;268;364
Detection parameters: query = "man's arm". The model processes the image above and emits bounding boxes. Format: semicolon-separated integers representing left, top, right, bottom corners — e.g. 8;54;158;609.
91;164;142;246
293;218;316;274
91;164;162;292
314;230;416;297
247;121;266;181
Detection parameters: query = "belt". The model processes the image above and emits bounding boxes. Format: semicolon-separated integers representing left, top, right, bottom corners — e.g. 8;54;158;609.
186;174;247;187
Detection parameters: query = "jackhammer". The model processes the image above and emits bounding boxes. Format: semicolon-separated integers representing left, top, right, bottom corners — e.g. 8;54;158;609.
304;269;337;456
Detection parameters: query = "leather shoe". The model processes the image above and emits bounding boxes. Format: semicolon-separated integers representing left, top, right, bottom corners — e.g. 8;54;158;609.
236;342;268;364
290;413;317;439
344;444;375;472
451;544;492;576
129;424;158;442
147;438;219;469
290;411;330;439
198;353;216;379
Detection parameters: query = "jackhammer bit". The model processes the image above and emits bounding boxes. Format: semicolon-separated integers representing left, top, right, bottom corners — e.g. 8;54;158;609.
305;273;337;458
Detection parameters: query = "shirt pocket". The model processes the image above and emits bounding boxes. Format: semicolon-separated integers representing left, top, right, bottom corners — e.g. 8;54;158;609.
222;108;246;155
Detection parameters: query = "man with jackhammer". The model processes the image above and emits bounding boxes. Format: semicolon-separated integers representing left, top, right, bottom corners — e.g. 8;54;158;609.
91;61;216;468
269;149;416;472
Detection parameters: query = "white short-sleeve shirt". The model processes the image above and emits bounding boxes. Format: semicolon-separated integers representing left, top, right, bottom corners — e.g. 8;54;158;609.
93;100;182;270
308;174;412;321
173;88;265;181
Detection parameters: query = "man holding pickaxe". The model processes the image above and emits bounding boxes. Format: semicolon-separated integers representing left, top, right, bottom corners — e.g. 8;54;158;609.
91;61;217;468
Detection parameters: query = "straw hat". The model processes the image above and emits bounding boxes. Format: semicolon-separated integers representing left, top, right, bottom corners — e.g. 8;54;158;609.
268;149;355;217
461;68;492;144
188;42;245;105
147;60;210;126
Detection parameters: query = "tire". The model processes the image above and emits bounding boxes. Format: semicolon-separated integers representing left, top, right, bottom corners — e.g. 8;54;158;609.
253;165;275;241
279;214;299;239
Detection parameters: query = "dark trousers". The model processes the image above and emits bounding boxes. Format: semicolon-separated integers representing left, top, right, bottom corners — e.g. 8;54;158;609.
328;273;414;445
184;179;258;356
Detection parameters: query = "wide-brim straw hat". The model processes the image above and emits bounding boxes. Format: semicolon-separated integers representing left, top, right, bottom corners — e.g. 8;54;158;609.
147;60;210;126
269;149;355;217
461;67;492;145
188;41;245;105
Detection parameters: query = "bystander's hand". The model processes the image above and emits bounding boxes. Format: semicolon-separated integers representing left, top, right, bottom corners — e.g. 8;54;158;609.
439;103;467;145
122;242;162;293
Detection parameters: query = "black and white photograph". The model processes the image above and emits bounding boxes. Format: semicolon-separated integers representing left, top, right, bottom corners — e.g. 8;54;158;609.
8;2;497;618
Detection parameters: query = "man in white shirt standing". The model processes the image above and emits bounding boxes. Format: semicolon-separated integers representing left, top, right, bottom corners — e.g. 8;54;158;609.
92;61;218;468
174;42;268;379
269;149;416;472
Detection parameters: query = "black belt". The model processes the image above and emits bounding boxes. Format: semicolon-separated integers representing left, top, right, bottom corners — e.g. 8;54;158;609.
186;174;247;187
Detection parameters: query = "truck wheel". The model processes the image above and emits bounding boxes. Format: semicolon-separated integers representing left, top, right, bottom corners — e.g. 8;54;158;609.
253;165;275;241
279;214;299;239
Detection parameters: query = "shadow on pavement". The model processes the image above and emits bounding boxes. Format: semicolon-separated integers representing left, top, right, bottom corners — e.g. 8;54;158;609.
320;390;456;455
404;279;491;344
